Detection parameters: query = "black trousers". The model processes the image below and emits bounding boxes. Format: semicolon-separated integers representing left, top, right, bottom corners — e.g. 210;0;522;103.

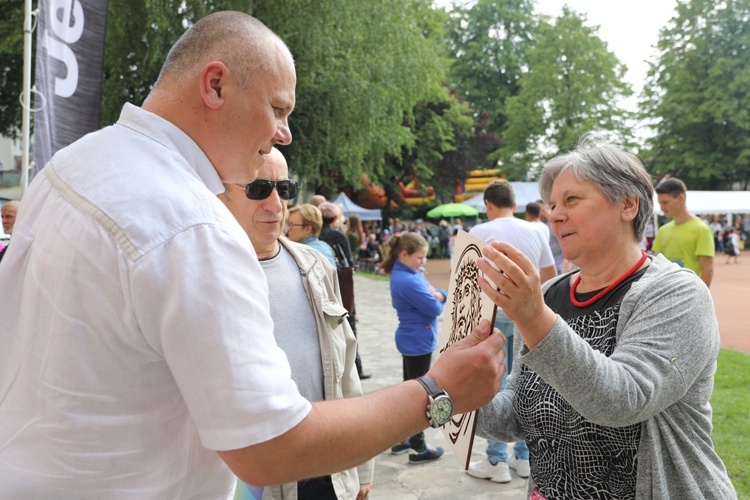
297;475;336;500
347;313;365;375
402;353;433;452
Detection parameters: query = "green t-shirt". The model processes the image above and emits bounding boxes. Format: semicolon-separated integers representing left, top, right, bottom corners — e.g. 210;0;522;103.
652;217;714;276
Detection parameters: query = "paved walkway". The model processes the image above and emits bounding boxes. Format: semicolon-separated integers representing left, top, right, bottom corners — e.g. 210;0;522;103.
706;252;750;352
355;274;527;500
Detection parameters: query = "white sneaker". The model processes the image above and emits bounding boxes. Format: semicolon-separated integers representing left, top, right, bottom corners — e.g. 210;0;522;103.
508;453;530;478
467;458;512;483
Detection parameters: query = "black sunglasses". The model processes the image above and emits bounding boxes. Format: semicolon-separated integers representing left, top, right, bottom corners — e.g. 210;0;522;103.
236;179;300;201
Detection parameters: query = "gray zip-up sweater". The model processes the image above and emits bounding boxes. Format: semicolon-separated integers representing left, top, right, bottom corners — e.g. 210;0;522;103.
477;254;736;499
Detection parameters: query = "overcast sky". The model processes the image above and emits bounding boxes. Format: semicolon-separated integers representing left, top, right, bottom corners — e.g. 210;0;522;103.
437;0;680;111
534;0;679;96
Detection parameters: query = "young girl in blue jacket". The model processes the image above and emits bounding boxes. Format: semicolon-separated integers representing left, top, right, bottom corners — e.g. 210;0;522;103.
382;232;447;464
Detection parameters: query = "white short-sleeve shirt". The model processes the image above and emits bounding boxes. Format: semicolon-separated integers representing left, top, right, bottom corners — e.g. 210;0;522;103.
0;104;310;498
530;220;551;241
469;216;555;270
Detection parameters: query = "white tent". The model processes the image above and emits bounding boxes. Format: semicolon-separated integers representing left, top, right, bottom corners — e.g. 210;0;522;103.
653;191;750;215
462;185;750;217
460;182;542;214
329;192;383;221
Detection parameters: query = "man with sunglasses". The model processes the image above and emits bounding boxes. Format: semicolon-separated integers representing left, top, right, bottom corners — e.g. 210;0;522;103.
0;11;506;498
220;148;373;500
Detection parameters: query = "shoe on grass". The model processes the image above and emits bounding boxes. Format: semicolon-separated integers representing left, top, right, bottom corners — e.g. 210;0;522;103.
390;440;411;455
508;453;530;478
467;457;512;483
408;445;443;464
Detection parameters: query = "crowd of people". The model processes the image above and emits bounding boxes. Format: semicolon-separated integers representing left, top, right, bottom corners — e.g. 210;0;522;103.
0;10;739;500
309;212;468;275
705;213;747;263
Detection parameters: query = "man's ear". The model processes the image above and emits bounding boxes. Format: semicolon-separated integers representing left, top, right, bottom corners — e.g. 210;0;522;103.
199;61;228;110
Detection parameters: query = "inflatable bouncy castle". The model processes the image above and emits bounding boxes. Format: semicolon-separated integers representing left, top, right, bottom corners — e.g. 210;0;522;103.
356;174;435;209
396;178;435;206
454;169;503;202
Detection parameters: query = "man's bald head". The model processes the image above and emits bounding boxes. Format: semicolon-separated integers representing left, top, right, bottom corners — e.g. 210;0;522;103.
263;147;289;174
156;11;290;91
142;11;296;186
309;195;326;207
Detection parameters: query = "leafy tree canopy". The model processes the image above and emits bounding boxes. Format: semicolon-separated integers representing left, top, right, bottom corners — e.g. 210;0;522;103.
102;0;251;126
641;0;750;189
0;0;27;139
446;0;537;134
255;0;450;190
496;7;633;179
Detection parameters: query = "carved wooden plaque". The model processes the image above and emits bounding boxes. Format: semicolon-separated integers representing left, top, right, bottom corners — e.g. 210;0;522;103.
437;230;498;470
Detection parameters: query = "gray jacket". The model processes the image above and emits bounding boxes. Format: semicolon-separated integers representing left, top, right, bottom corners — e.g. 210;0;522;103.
477;254;736;499
262;238;374;500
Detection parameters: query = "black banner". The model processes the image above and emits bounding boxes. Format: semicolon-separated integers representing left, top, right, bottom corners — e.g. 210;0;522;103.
33;0;108;177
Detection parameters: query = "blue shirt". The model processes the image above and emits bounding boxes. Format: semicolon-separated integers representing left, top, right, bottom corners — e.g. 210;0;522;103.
389;260;447;356
301;236;336;267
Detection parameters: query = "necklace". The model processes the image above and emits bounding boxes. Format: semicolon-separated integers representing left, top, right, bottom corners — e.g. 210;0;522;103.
569;251;649;308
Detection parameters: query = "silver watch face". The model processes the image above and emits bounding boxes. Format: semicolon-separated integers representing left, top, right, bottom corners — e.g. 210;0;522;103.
431;395;454;426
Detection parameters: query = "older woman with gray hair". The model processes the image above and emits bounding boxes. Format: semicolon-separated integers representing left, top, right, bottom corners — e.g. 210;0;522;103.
473;139;735;499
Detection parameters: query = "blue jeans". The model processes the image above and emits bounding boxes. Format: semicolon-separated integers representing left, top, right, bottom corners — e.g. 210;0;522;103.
486;310;529;464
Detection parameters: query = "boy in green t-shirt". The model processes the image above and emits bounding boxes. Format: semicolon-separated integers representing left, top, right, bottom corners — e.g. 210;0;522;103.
653;178;715;287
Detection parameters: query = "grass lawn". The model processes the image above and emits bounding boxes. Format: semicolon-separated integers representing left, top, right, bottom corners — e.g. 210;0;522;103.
712;348;750;498
356;268;389;281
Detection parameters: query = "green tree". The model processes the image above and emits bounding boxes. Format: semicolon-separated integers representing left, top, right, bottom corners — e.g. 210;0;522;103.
360;6;478;209
0;0;28;138
102;0;251;126
446;0;537;134
373;84;475;211
2;1;456;195
254;0;447;189
429;97;500;201
641;0;750;190
497;7;633;179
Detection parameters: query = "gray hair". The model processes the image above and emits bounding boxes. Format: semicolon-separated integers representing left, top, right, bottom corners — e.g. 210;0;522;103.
156;11;289;90
1;200;20;213
539;138;654;242
318;201;341;224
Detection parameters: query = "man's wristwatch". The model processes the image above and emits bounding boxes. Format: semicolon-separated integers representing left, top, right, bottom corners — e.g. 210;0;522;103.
415;375;454;428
